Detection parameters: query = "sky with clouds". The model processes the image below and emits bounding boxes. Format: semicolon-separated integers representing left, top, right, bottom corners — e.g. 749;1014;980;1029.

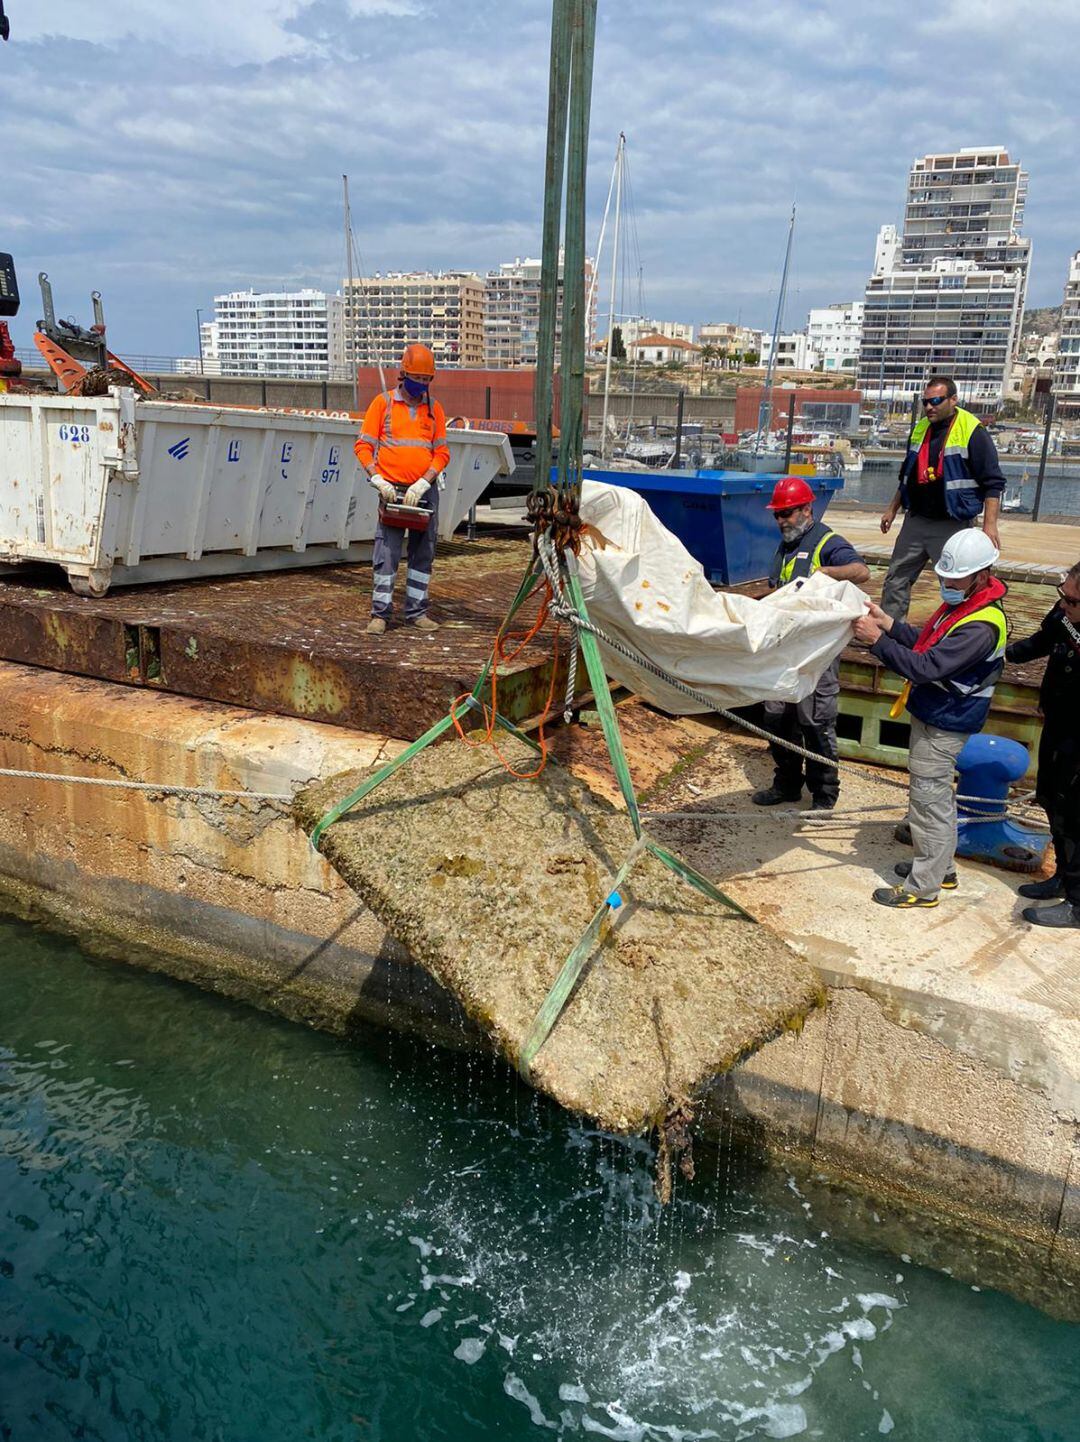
3;0;1078;358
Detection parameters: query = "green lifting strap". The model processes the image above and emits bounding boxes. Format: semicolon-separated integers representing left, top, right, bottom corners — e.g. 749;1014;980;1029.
309;559;545;850
518;838;646;1074
563;561;641;836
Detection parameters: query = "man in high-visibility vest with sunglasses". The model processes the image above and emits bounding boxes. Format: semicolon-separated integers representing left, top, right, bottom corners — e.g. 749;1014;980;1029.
878;375;1005;622
752;476;869;812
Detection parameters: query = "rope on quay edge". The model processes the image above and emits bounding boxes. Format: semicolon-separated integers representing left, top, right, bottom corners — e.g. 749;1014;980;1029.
534;535;1050;832
0;767;293;804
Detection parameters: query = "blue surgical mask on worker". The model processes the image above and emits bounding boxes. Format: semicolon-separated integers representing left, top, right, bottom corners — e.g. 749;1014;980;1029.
939;581;969;605
401;376;429;400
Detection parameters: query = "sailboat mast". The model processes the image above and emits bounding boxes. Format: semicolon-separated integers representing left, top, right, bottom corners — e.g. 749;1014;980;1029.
343;174;359;411
600;132;625;461
755;202;795;457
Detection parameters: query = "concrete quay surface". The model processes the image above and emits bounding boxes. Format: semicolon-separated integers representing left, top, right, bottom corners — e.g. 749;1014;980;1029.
0;658;1076;1307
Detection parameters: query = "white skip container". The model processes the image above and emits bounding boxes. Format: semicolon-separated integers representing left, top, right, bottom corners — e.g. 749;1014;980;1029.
0;390;514;595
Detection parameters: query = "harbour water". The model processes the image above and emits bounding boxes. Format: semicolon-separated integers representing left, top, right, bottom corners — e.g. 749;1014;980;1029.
2;917;1079;1441
846;457;1080;518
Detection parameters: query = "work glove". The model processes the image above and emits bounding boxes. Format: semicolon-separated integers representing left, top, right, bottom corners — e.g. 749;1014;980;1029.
404;478;432;508
368;473;396;503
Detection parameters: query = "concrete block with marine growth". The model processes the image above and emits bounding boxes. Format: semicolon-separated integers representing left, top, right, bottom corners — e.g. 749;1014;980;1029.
294;736;825;1134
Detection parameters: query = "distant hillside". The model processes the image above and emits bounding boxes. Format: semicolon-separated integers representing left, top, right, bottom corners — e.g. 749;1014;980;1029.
1023;305;1061;338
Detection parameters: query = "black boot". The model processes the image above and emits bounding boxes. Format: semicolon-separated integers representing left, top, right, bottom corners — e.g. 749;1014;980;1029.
1022;901;1080;929
751;785;802;807
894;821;912;846
1017;874;1064;901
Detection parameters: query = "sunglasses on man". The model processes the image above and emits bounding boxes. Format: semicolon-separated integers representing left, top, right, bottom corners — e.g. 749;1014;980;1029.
922;395;949;406
1057;584;1080;607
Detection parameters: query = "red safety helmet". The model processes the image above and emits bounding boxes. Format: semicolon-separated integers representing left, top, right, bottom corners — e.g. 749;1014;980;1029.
766;475;815;511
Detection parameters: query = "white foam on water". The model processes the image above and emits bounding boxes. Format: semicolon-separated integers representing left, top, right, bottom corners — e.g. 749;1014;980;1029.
879;1411;894;1434
504;1372;558;1430
842;1317;876;1342
762;1403;808;1438
735;1233;776;1258
396;1124;918;1440
857;1294;901;1313
454;1336;486;1364
419;1308;444;1328
419;1269;476;1291
561;1383;591;1404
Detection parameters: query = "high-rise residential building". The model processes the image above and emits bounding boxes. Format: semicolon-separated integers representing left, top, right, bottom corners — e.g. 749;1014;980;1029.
859;259;1022;409
858;147;1031;408
1053;250;1080;418
483;255;596;368
900;147;1030;317
807;302;864;372
341;272;485;371
207;289;343;379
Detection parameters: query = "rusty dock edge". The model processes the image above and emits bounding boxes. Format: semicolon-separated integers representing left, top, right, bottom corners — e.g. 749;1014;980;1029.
0;538;571;738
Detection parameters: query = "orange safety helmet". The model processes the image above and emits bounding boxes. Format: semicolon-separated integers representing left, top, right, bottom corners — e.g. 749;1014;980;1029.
765;475;816;511
399;343;436;380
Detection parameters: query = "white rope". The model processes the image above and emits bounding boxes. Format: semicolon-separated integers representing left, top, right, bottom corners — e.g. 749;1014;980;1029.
0;767;292;803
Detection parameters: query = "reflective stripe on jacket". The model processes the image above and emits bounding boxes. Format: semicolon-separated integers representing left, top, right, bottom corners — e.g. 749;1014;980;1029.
899;406;984;521
354;389;450;488
906;602;1008;734
769;520;836;588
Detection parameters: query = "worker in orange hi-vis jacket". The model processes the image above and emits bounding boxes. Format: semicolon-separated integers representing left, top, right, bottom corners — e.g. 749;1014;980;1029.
354;343;450;635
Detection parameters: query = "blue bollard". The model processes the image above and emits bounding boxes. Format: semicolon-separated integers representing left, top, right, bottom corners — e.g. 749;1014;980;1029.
954;733;1048;873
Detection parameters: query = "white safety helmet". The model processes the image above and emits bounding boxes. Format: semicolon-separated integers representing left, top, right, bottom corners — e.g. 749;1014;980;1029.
934;529;999;580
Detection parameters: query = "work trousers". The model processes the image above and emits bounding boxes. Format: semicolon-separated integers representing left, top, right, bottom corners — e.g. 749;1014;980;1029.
881;513;970;622
371;489;438;621
765;658;840;805
905;717;967;898
1037;723;1080;907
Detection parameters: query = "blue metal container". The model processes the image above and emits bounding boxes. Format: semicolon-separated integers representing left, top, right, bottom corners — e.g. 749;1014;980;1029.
581;468;845;585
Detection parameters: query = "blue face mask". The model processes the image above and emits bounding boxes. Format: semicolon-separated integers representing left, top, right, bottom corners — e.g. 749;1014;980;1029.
939;581;967;605
401;376;429;400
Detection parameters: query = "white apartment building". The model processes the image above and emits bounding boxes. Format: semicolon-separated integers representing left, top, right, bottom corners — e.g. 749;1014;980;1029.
872;224;901;276
901;146;1031;323
760;331;821;371
1054;251;1080;419
807;302;863;372
342;272;485;371
617;318;694;346
698;322;762;358
207;290;343;379
858;147;1031;407
858;258;1023;409
483;255;596;368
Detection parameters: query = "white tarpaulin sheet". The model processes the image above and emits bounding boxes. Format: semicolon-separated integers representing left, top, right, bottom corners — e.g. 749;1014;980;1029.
576;481;868;714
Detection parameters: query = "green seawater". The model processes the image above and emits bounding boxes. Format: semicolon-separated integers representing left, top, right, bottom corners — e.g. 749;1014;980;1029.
1;918;1078;1442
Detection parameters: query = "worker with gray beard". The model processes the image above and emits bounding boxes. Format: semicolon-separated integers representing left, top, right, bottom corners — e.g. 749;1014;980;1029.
753;476;869;812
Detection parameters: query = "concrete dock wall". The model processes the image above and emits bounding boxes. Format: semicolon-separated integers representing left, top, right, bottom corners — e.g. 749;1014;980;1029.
0;660;1076;1296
